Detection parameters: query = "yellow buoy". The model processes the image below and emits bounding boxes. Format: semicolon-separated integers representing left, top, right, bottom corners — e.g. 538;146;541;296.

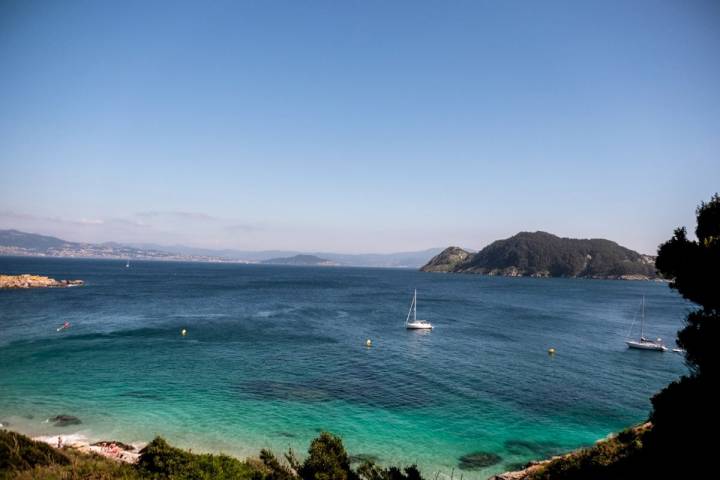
365;339;372;347
548;347;556;355
181;329;187;336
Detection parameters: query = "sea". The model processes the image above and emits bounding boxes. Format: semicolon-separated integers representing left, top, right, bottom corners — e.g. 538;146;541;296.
0;257;690;478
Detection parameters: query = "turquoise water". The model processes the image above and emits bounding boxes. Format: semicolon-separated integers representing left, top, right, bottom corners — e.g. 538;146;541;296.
0;257;689;478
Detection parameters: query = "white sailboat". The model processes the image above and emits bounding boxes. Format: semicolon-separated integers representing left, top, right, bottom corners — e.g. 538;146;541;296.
626;296;666;351
406;289;433;330
125;260;130;268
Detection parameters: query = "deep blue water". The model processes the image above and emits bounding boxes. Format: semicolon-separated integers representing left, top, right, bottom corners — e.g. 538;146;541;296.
0;257;689;478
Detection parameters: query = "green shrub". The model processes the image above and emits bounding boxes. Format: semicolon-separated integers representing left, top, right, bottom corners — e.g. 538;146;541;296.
293;432;358;480
0;429;70;475
356;462;423;480
527;425;647;480
257;449;295;480
137;436;259;479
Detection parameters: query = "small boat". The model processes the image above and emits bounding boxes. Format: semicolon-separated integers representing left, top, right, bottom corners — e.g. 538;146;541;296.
125;260;130;268
405;289;433;330
626;296;666;352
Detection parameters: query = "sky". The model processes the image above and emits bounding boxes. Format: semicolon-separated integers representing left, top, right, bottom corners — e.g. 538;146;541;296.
1;0;719;254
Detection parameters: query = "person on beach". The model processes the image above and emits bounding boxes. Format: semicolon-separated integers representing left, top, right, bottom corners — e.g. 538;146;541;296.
57;436;62;448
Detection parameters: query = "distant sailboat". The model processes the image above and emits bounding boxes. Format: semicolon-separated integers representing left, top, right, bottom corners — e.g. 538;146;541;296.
626;296;666;351
405;289;433;330
125;260;130;268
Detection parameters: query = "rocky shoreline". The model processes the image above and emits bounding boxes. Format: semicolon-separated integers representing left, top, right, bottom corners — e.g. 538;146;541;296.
32;433;143;464
487;422;652;480
0;273;84;289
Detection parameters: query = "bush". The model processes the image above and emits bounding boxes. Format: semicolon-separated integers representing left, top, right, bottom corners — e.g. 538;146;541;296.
527;425;648;480
260;432;424;480
0;429;69;474
293;432;358;480
137;436;260;479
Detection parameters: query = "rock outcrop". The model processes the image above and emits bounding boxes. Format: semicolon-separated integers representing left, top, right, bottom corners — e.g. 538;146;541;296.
0;274;84;289
50;415;82;427
419;246;472;272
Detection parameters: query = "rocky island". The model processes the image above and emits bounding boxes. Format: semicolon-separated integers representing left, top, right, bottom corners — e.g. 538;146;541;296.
422;231;657;280
0;274;84;289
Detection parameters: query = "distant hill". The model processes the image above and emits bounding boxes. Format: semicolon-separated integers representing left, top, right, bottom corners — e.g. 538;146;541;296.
0;229;224;262
261;254;337;266
0;229;73;251
125;244;443;268
421;231;657;280
1;229;436;267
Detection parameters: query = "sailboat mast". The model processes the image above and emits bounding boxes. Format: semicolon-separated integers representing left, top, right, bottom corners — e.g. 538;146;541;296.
640;296;645;339
414;289;417;322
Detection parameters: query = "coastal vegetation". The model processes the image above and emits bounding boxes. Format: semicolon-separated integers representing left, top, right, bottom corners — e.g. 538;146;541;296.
498;194;719;478
1;430;424;480
421;232;656;279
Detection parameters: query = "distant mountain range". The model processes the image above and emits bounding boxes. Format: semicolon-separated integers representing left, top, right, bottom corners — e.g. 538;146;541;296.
261;254;338;266
123;242;443;268
0;229;441;268
421;231;657;280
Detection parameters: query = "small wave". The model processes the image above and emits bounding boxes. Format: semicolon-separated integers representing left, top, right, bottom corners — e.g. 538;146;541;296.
34;433;88;445
171;313;229;319
253;307;297;318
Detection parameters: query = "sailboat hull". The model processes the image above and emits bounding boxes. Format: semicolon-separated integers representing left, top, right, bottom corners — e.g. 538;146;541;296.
406;321;433;330
626;340;666;351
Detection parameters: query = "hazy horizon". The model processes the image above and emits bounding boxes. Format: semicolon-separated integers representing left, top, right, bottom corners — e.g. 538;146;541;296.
2;1;719;255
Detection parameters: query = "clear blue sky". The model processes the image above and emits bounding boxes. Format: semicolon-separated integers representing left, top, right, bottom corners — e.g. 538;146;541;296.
1;0;719;253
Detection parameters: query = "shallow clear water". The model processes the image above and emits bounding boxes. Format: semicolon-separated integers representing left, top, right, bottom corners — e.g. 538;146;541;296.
0;257;689;478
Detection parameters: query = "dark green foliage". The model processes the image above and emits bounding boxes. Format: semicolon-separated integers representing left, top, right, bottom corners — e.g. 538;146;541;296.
0;429;69;474
356;462;423;480
137;436;259;479
455;231;656;278
260;432;424;480
695;193;720;241
294;432;358;480
675;309;719;375
258;449;295;480
0;429;69;476
645;194;720;475
1;430;426;480
527;426;647;480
